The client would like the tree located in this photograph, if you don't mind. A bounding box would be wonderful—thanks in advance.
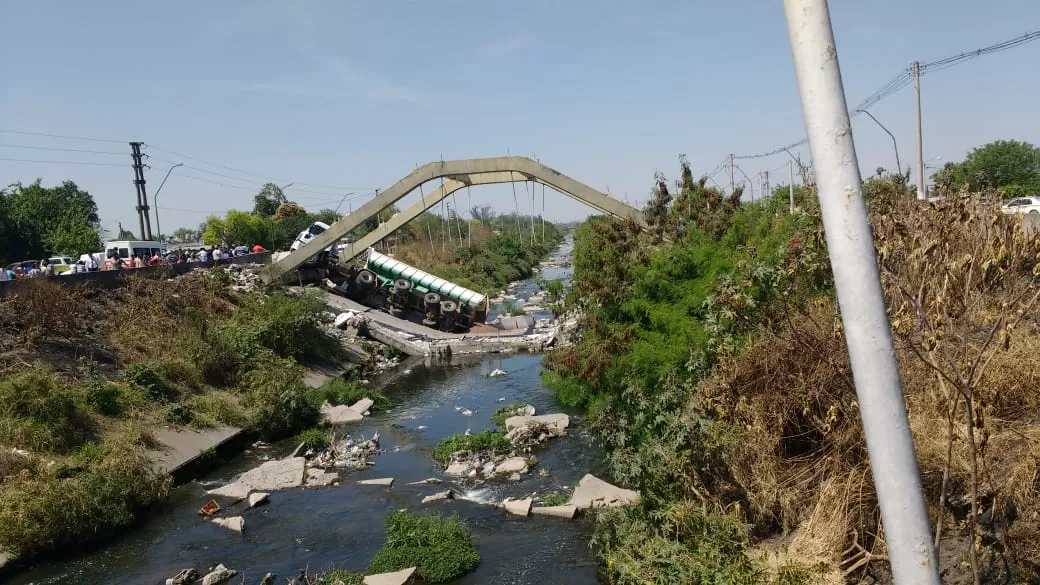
[201,215,227,246]
[173,227,198,242]
[116,223,136,240]
[1,180,102,260]
[223,210,265,246]
[253,183,288,217]
[935,140,1040,197]
[470,205,495,226]
[311,208,342,225]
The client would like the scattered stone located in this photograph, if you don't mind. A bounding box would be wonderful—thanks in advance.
[496,457,529,475]
[405,478,442,486]
[444,462,471,477]
[531,505,577,519]
[247,492,270,508]
[334,310,362,329]
[517,404,536,417]
[488,368,508,377]
[501,497,533,517]
[522,304,545,313]
[310,433,380,471]
[208,482,252,501]
[210,516,244,534]
[357,477,394,486]
[422,490,453,504]
[504,413,569,432]
[350,398,375,413]
[364,566,418,585]
[306,468,340,486]
[165,568,199,585]
[508,473,522,482]
[259,573,276,585]
[506,421,567,449]
[320,402,364,424]
[291,442,308,458]
[202,563,236,585]
[568,474,641,510]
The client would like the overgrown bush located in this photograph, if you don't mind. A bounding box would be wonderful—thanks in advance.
[0,435,170,557]
[0,366,94,453]
[297,427,332,451]
[241,358,319,440]
[76,377,130,417]
[184,391,247,428]
[431,431,512,465]
[307,377,389,411]
[124,362,175,403]
[234,291,341,363]
[490,403,526,427]
[312,569,364,585]
[367,511,480,583]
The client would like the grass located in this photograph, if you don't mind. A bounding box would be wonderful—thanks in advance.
[540,491,568,507]
[307,377,390,411]
[502,302,526,317]
[311,569,364,585]
[297,427,332,451]
[431,430,512,465]
[367,511,480,583]
[241,357,319,441]
[0,366,95,454]
[0,431,171,557]
[490,403,526,427]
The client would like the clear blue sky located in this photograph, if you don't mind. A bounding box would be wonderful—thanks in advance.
[2,0,1038,238]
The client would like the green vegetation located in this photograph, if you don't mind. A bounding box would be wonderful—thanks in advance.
[367,511,480,584]
[0,272,352,563]
[311,569,364,585]
[540,491,568,507]
[0,179,103,264]
[933,139,1040,197]
[490,403,526,427]
[431,431,511,465]
[502,302,526,317]
[307,377,390,411]
[297,427,332,451]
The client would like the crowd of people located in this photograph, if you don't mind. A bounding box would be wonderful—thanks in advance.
[0,244,267,281]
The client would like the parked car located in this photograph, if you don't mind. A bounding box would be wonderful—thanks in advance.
[47,256,75,273]
[1001,197,1040,214]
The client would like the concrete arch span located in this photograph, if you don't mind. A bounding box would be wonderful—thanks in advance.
[264,156,645,283]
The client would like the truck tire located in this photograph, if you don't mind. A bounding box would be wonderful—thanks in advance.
[356,269,376,288]
[440,300,458,314]
[424,292,441,308]
[394,278,412,291]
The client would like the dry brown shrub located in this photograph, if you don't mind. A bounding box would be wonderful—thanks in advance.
[0,278,91,346]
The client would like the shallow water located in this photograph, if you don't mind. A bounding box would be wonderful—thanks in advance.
[10,239,600,585]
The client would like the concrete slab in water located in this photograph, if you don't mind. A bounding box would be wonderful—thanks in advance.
[149,425,243,474]
[364,567,417,585]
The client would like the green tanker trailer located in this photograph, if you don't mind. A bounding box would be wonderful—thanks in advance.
[349,248,489,331]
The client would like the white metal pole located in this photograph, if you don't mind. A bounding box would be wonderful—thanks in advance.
[783,2,940,585]
[789,160,795,213]
[913,61,925,200]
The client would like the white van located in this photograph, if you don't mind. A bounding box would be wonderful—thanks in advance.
[104,241,166,265]
[290,221,331,252]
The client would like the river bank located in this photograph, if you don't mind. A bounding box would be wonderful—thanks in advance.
[6,237,609,585]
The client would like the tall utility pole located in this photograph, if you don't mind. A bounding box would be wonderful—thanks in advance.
[129,142,153,240]
[784,2,940,584]
[729,153,735,193]
[913,61,925,200]
[856,109,902,177]
[789,160,795,213]
[763,170,770,200]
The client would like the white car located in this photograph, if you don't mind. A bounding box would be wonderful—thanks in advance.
[289,221,331,251]
[1001,197,1040,214]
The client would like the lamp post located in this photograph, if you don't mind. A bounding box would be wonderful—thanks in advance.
[855,109,902,176]
[153,163,183,243]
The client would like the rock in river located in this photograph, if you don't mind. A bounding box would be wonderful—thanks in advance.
[531,505,577,519]
[363,566,417,585]
[422,489,453,504]
[357,477,395,486]
[208,457,306,501]
[210,516,244,534]
[501,497,533,517]
[568,474,641,510]
[247,492,270,508]
[503,413,569,432]
[202,564,236,585]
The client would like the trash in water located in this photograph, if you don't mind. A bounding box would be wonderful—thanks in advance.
[489,368,508,377]
[197,500,221,517]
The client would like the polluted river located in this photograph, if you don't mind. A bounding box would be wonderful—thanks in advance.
[11,239,610,585]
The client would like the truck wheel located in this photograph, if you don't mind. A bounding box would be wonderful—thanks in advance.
[440,300,458,314]
[356,270,376,288]
[1030,209,1038,214]
[424,292,441,306]
[394,278,412,291]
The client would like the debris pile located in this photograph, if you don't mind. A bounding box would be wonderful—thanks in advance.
[310,432,380,471]
[444,452,534,480]
[505,421,567,450]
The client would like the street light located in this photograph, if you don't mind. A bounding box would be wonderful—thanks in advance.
[153,163,183,243]
[855,109,902,176]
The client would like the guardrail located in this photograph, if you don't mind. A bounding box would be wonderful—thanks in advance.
[0,252,271,298]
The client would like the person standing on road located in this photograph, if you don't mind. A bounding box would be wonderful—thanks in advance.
[40,259,54,276]
[198,248,210,263]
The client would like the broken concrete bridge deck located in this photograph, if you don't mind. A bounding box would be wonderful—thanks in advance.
[147,425,247,481]
[320,292,556,357]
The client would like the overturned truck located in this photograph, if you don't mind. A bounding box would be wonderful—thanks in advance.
[338,249,490,332]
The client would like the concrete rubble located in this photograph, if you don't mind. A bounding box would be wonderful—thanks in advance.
[422,489,453,504]
[504,413,569,432]
[501,497,533,517]
[208,457,306,500]
[363,566,417,585]
[568,474,641,510]
[405,477,442,486]
[444,452,534,479]
[166,568,199,585]
[247,492,270,507]
[306,468,340,487]
[201,563,236,585]
[310,433,380,471]
[506,420,568,449]
[531,505,577,519]
[210,516,244,534]
[357,477,394,486]
[319,397,376,425]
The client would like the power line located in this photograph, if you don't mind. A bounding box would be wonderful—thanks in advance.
[0,157,126,167]
[0,129,127,144]
[147,156,360,199]
[0,143,126,156]
[144,144,377,192]
[733,27,1040,161]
